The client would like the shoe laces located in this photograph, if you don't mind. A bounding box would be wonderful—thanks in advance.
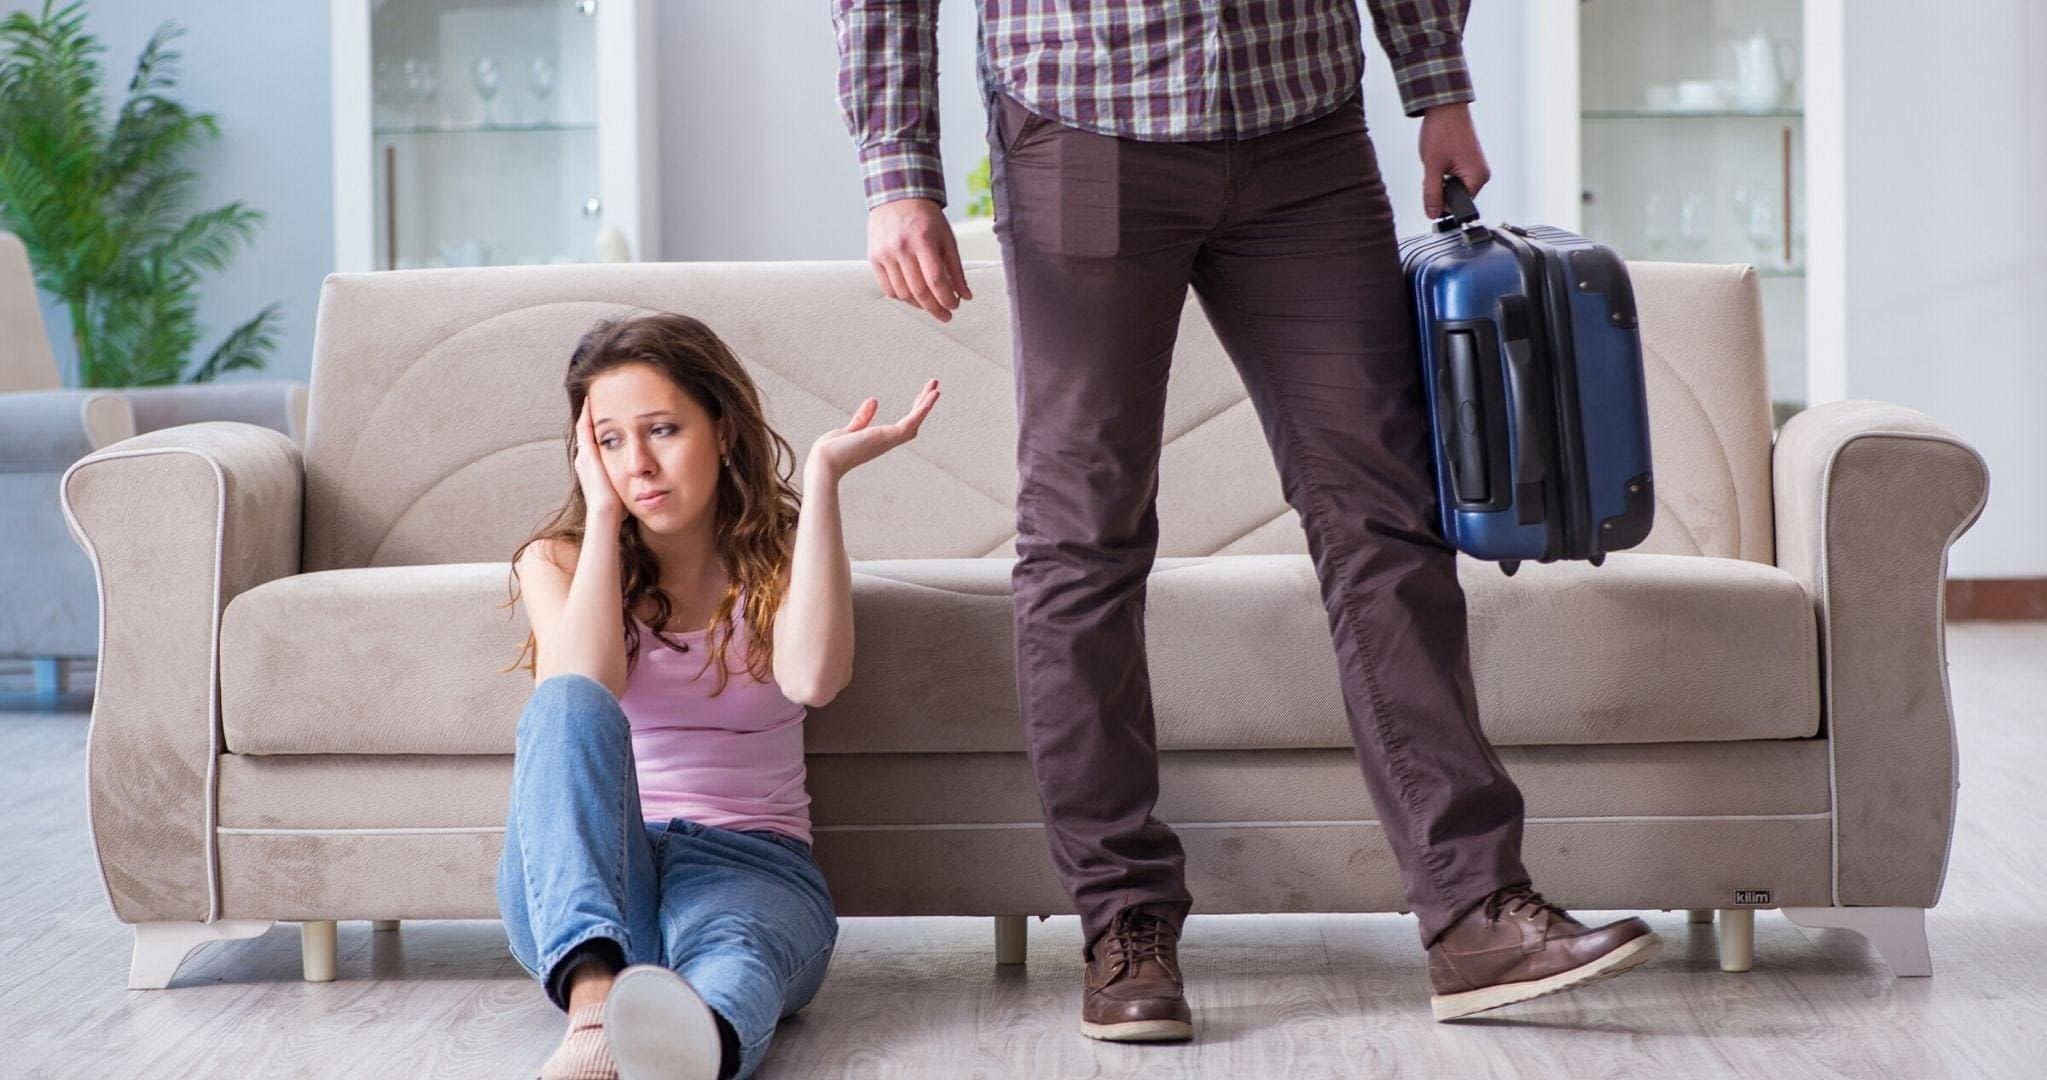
[1483,884,1569,925]
[1102,909,1173,968]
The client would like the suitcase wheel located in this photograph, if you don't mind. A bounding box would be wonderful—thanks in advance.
[1588,551,1606,568]
[1499,559,1521,577]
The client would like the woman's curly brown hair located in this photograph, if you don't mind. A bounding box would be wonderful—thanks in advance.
[504,313,801,695]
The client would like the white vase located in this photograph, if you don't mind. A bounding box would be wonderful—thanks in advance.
[1731,31,1784,110]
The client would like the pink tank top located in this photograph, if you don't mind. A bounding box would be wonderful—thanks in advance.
[615,608,812,845]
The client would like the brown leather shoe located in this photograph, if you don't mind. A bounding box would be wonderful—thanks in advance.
[1080,908,1194,1042]
[1425,884,1661,1021]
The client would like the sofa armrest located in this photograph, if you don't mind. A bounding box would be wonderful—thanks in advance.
[119,380,309,445]
[1772,400,1989,908]
[0,390,136,467]
[60,422,304,923]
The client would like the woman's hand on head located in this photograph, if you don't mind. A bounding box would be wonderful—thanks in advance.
[808,378,940,481]
[574,399,628,523]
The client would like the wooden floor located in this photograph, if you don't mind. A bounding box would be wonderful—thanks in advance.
[5,623,2043,1079]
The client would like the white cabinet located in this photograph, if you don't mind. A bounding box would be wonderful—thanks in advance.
[1529,0,1847,419]
[329,0,658,272]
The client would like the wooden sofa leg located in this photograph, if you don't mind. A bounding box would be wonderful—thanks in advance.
[1717,908,1754,972]
[1781,906,1932,977]
[1687,909,1715,924]
[371,920,400,932]
[302,920,338,982]
[129,920,273,990]
[994,915,1027,966]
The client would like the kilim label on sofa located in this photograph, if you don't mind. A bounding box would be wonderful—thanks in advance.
[1735,890,1773,906]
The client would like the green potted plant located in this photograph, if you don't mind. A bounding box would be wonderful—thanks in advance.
[0,0,280,387]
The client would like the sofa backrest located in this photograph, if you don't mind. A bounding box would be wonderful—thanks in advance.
[300,259,1773,572]
[1624,262,1776,563]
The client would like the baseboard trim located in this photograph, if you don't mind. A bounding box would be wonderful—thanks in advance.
[1946,578,2047,620]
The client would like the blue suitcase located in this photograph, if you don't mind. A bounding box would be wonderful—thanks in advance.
[1397,178,1655,575]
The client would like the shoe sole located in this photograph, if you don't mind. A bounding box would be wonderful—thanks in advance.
[1430,931,1662,1022]
[1079,1018,1195,1042]
[604,965,723,1080]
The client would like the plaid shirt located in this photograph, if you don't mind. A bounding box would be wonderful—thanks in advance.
[833,1,1474,210]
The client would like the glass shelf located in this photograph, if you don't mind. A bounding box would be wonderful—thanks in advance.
[1617,254,1804,278]
[375,120,596,137]
[1584,108,1803,120]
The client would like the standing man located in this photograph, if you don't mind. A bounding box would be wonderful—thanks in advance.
[833,1,1661,1034]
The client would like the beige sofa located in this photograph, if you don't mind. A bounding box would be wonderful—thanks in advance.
[60,260,1988,991]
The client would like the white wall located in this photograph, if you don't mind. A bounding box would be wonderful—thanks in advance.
[1837,2,2046,578]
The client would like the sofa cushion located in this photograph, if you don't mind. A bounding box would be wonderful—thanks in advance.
[218,552,1818,756]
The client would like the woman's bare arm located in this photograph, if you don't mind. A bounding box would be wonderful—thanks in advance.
[772,379,939,706]
[519,400,634,698]
[518,527,629,698]
[771,463,854,707]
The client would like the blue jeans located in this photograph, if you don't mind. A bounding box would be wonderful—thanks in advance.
[497,674,839,1080]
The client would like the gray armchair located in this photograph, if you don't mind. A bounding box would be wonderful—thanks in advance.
[1,231,306,699]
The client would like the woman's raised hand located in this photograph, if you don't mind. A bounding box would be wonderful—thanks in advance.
[808,378,941,480]
[573,398,628,522]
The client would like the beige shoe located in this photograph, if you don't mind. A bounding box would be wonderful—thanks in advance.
[538,1003,617,1080]
[604,965,724,1080]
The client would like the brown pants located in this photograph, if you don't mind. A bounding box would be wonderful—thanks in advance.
[986,89,1531,953]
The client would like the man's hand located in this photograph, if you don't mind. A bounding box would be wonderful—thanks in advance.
[867,197,974,323]
[1417,102,1491,220]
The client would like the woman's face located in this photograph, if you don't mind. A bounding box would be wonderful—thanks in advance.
[584,362,724,535]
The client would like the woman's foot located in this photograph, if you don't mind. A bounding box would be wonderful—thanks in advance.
[603,965,726,1080]
[538,1002,617,1079]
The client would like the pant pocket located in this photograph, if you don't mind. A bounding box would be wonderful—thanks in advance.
[993,91,1050,156]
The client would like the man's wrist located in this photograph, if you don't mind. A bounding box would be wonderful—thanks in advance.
[869,195,944,217]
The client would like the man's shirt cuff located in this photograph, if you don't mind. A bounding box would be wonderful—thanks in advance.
[1392,44,1476,116]
[859,140,947,210]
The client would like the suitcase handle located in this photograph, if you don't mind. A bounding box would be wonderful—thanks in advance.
[1432,175,1489,244]
[1496,296,1556,528]
[1442,330,1492,502]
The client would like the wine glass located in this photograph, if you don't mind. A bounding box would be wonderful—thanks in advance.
[1744,198,1781,269]
[1732,182,1787,270]
[1677,191,1709,254]
[1641,193,1670,254]
[472,57,502,128]
[528,57,557,124]
[403,59,440,128]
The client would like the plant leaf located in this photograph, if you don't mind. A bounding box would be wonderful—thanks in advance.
[186,301,280,383]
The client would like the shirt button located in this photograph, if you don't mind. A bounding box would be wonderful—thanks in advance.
[1222,5,1238,21]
